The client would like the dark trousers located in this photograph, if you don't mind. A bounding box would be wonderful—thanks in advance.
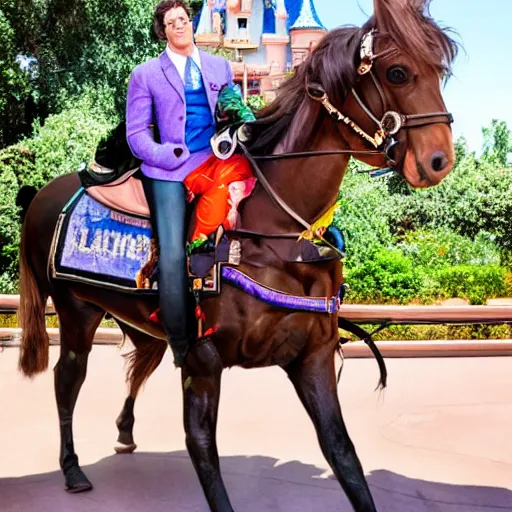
[143,178,192,366]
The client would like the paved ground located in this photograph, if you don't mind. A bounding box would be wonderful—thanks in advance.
[1,345,511,511]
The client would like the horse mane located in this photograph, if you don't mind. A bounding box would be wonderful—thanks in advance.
[250,26,363,154]
[370,0,458,76]
[250,0,458,155]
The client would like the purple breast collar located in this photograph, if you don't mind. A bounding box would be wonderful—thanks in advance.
[221,267,340,314]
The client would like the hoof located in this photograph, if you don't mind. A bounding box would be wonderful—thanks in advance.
[114,442,137,454]
[64,466,93,493]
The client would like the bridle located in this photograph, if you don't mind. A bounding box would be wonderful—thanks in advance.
[223,29,454,242]
[304,29,453,165]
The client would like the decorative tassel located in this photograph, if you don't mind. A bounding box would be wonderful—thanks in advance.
[149,308,161,324]
[203,326,219,338]
[195,304,206,338]
[195,305,206,321]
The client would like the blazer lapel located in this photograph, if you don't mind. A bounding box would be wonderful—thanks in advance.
[159,52,185,103]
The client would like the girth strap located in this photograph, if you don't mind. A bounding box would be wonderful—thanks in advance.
[222,266,340,314]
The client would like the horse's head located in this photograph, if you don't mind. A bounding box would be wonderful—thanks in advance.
[301,0,458,188]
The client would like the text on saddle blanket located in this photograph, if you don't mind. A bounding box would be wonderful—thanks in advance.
[53,192,153,289]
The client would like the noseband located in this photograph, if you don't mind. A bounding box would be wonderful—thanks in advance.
[307,29,453,163]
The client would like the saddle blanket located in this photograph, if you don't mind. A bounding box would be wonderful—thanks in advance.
[50,189,156,293]
[50,188,343,297]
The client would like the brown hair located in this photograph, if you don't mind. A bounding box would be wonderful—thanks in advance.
[153,0,191,40]
[372,0,458,76]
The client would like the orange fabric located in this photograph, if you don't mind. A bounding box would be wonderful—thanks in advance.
[184,154,253,241]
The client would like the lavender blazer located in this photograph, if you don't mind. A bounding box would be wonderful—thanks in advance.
[126,50,233,181]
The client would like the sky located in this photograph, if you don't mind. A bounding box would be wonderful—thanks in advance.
[313,0,511,152]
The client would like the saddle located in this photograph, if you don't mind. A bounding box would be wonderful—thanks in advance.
[79,121,150,217]
[77,120,249,295]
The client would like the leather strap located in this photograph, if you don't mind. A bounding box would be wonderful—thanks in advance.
[226,228,302,239]
[402,112,454,128]
[238,142,313,231]
[252,148,382,161]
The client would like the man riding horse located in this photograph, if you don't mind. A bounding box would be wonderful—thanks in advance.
[126,0,253,367]
[18,0,458,509]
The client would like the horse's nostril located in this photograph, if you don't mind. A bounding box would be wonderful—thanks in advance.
[431,151,448,172]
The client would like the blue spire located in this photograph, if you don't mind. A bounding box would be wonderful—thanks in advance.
[289,0,325,31]
[284,0,301,29]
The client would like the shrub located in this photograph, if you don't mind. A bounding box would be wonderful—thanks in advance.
[434,265,506,305]
[397,228,501,269]
[345,248,423,304]
[386,156,512,252]
[25,92,115,185]
[335,168,394,268]
[0,145,36,292]
[0,93,114,291]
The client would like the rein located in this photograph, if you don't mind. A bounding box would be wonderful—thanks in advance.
[229,29,454,245]
[251,148,382,161]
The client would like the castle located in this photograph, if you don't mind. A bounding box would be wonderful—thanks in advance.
[194,0,327,101]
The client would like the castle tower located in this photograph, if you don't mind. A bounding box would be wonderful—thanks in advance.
[260,0,291,101]
[193,0,327,101]
[288,0,327,67]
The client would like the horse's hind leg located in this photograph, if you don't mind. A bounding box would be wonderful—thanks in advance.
[52,291,104,493]
[115,396,137,454]
[114,322,167,454]
[286,349,377,512]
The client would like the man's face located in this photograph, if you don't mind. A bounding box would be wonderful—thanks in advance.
[164,7,194,52]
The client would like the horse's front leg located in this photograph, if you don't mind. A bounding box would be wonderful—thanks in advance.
[286,346,377,512]
[182,341,233,512]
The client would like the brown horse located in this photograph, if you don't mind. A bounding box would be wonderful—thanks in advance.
[17,0,457,510]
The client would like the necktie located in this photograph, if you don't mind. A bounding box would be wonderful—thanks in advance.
[184,56,202,91]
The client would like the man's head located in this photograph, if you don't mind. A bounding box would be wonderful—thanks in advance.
[153,0,194,55]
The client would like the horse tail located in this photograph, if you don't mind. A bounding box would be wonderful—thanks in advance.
[124,340,167,396]
[18,199,50,378]
[117,321,167,396]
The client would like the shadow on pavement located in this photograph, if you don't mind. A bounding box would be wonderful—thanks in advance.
[1,451,510,511]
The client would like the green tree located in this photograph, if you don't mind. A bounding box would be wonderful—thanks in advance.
[0,7,33,147]
[453,135,470,167]
[0,94,113,292]
[1,0,163,147]
[482,119,511,167]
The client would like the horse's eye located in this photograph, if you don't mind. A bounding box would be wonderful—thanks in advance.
[386,66,408,84]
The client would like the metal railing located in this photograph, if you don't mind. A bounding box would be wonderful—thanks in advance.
[2,295,512,356]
